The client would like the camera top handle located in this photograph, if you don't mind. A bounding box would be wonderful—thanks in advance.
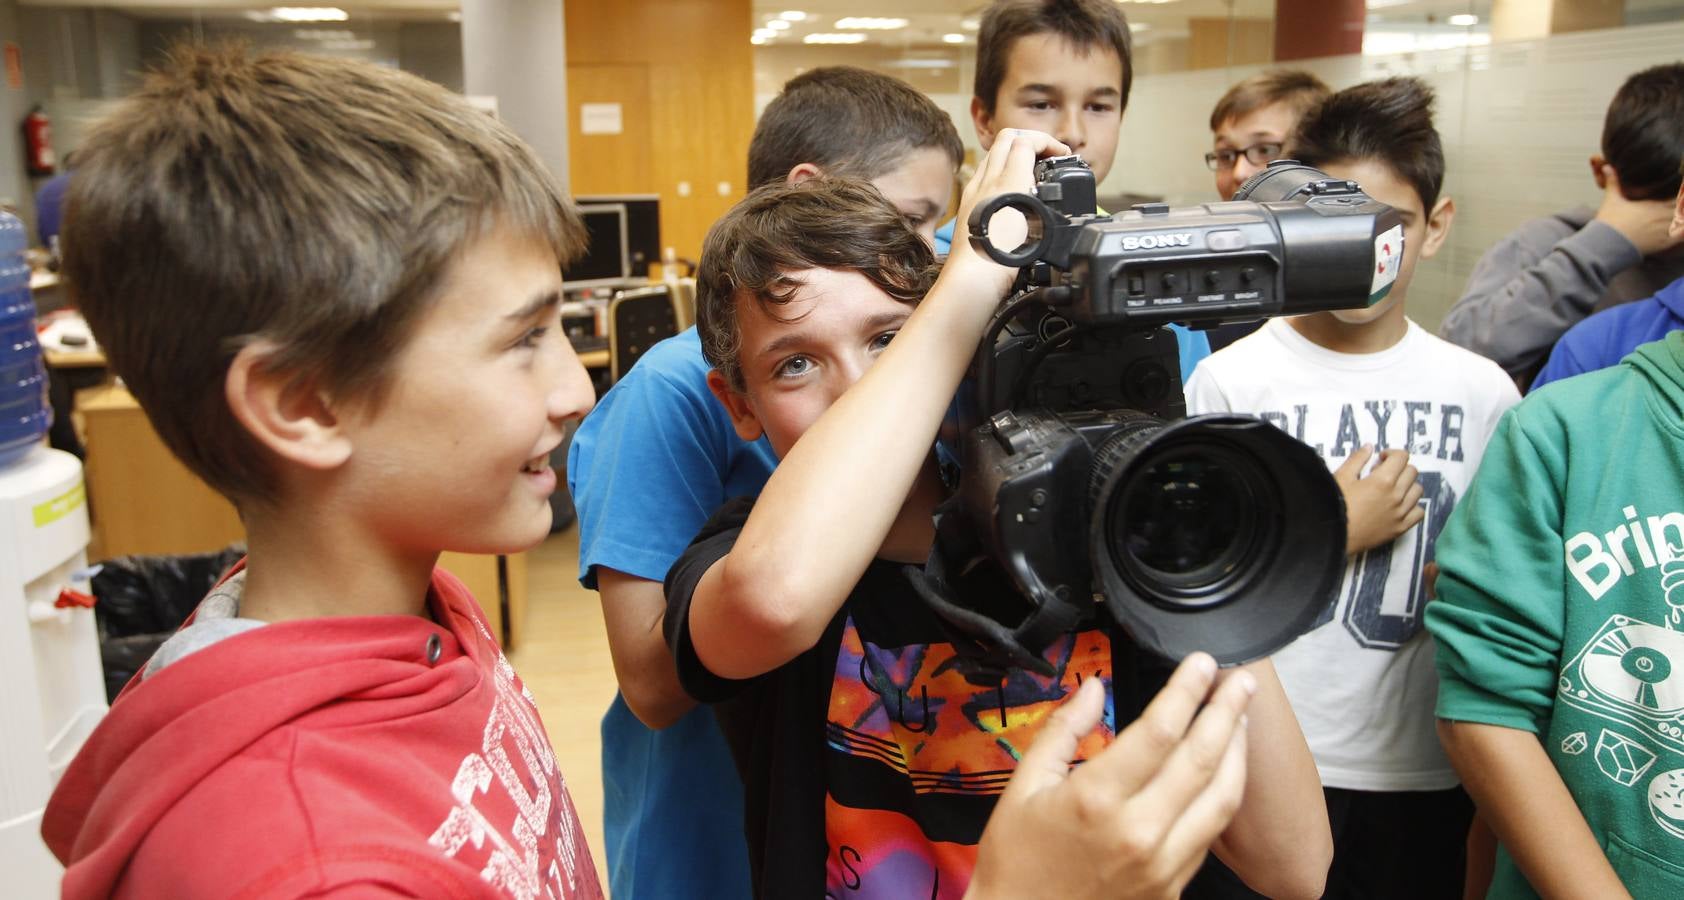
[965,191,1086,269]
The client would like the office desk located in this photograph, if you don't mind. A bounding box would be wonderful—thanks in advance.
[74,384,528,647]
[43,346,106,369]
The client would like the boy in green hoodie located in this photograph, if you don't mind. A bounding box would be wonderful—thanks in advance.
[1428,201,1684,899]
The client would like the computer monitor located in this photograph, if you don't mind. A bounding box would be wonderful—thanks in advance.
[564,204,631,289]
[574,194,660,276]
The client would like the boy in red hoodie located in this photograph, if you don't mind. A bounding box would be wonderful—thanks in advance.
[43,46,1263,900]
[41,46,605,898]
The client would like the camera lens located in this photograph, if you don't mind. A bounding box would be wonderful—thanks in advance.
[1087,415,1345,665]
[1112,453,1257,599]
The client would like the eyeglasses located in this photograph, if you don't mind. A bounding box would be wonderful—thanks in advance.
[1204,142,1285,171]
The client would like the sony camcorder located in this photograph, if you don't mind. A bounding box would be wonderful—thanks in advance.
[912,157,1406,683]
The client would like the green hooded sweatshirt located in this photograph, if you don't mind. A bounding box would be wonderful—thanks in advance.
[1428,332,1684,897]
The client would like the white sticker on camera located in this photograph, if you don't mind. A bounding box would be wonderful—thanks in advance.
[1370,224,1405,297]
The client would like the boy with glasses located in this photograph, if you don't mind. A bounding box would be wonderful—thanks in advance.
[1202,69,1330,350]
[1206,70,1330,201]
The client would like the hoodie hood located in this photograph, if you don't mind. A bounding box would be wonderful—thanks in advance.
[1653,274,1684,322]
[1624,331,1684,429]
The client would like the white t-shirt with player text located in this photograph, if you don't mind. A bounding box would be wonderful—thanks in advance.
[1186,317,1520,790]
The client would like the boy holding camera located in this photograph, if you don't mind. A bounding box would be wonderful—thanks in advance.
[1185,78,1520,897]
[665,131,1331,899]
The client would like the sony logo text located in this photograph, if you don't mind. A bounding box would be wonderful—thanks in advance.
[1120,233,1194,251]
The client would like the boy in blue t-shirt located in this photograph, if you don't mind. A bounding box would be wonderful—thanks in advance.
[566,66,964,899]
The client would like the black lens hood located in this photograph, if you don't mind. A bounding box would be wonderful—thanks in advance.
[1089,415,1345,666]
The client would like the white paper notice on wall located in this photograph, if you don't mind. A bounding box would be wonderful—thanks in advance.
[580,103,623,135]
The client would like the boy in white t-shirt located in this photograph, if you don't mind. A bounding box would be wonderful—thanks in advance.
[1185,77,1520,898]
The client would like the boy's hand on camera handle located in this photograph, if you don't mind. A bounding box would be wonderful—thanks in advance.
[949,128,1071,295]
[1335,445,1425,556]
[966,653,1255,900]
[1594,164,1684,257]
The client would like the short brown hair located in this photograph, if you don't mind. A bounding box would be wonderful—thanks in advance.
[747,67,964,189]
[1602,63,1684,202]
[64,45,585,504]
[696,179,939,390]
[1209,69,1331,133]
[1293,77,1445,212]
[974,0,1134,116]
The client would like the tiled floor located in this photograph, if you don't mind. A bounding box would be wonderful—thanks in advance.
[507,525,616,889]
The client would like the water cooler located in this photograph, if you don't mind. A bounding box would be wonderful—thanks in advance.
[1,211,105,893]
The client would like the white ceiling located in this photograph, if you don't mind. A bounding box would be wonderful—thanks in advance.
[16,0,459,22]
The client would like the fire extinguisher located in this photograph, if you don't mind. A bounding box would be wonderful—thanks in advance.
[23,105,56,177]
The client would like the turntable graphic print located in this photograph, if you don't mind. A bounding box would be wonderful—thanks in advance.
[1559,615,1684,757]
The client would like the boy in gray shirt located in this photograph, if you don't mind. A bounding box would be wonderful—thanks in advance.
[1440,62,1684,387]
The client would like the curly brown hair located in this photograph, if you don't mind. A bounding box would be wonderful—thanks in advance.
[696,179,940,391]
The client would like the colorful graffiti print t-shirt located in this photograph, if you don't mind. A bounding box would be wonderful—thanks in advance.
[665,497,1160,900]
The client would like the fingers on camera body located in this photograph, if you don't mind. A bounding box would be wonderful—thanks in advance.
[1077,654,1254,894]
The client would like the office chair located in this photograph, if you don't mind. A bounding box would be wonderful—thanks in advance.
[608,285,681,383]
[671,276,697,331]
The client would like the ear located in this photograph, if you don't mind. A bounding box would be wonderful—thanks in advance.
[970,96,997,151]
[785,162,825,185]
[1418,195,1457,260]
[1672,181,1684,240]
[705,369,765,443]
[224,342,353,472]
[1590,154,1609,190]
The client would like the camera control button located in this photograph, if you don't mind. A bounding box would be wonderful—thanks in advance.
[1207,229,1246,251]
[1133,201,1171,216]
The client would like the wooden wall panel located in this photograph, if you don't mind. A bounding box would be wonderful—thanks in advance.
[567,63,654,195]
[1188,17,1275,71]
[566,0,754,261]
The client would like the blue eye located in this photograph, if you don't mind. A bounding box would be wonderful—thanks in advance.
[777,355,813,378]
[871,331,897,351]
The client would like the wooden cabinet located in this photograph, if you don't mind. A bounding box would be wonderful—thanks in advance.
[77,383,245,559]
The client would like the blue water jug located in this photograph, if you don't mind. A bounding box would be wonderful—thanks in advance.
[0,210,50,467]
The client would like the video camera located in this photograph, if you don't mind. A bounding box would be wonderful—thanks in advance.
[912,157,1406,683]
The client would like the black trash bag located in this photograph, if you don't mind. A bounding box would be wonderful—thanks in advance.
[91,546,246,701]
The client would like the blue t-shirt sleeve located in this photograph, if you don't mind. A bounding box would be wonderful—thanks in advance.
[1170,324,1211,385]
[933,219,954,257]
[567,336,772,588]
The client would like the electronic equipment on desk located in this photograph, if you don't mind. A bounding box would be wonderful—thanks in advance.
[561,296,607,350]
[574,194,659,277]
